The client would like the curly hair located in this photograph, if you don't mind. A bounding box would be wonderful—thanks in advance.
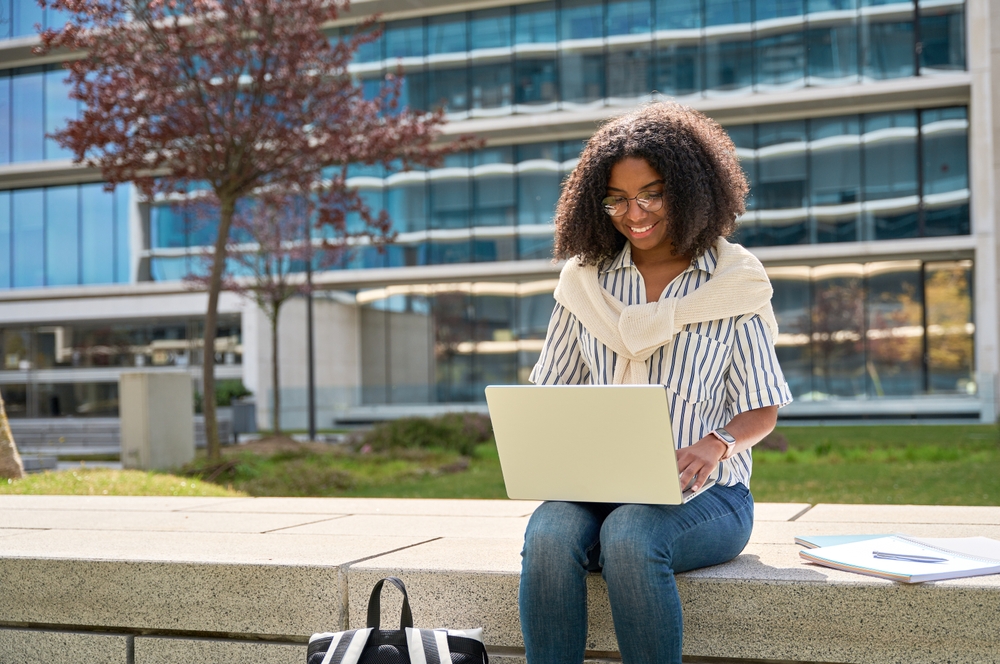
[553,103,748,265]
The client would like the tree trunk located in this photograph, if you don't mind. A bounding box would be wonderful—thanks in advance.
[203,195,237,461]
[270,308,281,435]
[0,389,26,480]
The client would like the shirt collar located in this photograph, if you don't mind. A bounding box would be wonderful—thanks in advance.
[598,243,719,276]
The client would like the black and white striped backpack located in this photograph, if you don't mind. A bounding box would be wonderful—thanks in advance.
[307,577,489,664]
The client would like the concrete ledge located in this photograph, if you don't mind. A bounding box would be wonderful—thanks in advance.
[1,496,998,664]
[0,628,129,664]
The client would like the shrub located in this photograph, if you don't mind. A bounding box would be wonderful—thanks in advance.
[353,413,494,457]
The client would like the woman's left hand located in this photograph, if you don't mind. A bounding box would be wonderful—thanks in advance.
[676,436,728,493]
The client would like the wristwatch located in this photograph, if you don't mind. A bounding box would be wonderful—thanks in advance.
[710,427,737,460]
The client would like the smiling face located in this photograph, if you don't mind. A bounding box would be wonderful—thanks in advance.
[605,157,676,259]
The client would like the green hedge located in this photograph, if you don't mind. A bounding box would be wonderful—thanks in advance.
[352,413,494,457]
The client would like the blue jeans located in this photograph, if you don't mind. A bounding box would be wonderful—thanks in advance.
[518,484,754,664]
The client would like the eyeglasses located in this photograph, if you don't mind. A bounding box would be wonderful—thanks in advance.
[601,191,664,217]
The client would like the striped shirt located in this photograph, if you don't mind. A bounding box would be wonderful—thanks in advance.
[529,243,793,488]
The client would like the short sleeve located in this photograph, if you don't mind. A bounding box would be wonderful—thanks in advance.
[725,314,793,415]
[529,302,592,385]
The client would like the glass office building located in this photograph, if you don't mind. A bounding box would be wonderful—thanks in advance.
[0,0,996,425]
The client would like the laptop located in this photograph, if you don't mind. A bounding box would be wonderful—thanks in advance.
[484,384,717,505]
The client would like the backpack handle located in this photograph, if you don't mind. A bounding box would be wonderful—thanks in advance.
[366,576,414,630]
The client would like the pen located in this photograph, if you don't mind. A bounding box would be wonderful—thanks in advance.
[872,551,948,563]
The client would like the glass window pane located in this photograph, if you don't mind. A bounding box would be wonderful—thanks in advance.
[754,30,806,91]
[515,2,557,45]
[769,267,812,398]
[427,66,468,113]
[398,70,428,111]
[559,50,605,104]
[470,63,512,111]
[705,38,753,93]
[654,41,701,96]
[755,0,805,20]
[471,7,512,49]
[921,107,968,196]
[150,204,188,249]
[807,0,858,10]
[862,19,915,80]
[430,172,471,230]
[474,147,516,227]
[45,185,79,286]
[862,110,918,239]
[806,23,859,84]
[811,265,865,397]
[866,261,923,396]
[427,14,466,55]
[656,0,701,30]
[387,175,428,233]
[810,116,861,243]
[925,260,974,394]
[919,7,965,74]
[0,73,10,164]
[44,67,76,160]
[81,183,115,285]
[514,58,558,106]
[385,19,425,59]
[12,68,44,163]
[518,234,554,260]
[0,0,10,39]
[12,188,44,288]
[115,185,131,283]
[560,0,604,40]
[352,26,383,63]
[517,152,560,226]
[705,0,752,26]
[13,0,44,38]
[607,48,651,100]
[0,191,10,289]
[757,121,808,244]
[607,0,652,36]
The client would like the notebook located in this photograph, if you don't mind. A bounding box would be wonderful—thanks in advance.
[794,534,888,549]
[799,535,1000,583]
[484,384,716,505]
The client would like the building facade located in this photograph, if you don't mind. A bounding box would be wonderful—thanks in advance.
[0,0,997,428]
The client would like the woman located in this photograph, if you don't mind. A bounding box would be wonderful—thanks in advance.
[520,103,792,664]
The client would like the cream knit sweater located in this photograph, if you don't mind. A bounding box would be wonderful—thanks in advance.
[553,238,778,385]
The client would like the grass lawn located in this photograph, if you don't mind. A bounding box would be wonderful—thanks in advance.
[3,424,998,505]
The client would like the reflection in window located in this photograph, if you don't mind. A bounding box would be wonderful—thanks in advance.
[471,7,512,49]
[655,0,701,30]
[866,261,923,396]
[756,120,808,244]
[862,19,915,80]
[654,42,700,97]
[428,14,467,55]
[358,284,556,404]
[925,261,974,394]
[607,48,652,101]
[921,107,969,236]
[428,66,469,113]
[11,68,44,163]
[810,116,860,243]
[470,63,513,111]
[705,38,753,94]
[12,189,44,288]
[919,6,965,74]
[607,0,651,36]
[806,23,859,85]
[560,0,603,41]
[0,191,9,289]
[385,19,425,59]
[755,31,806,91]
[810,265,865,398]
[45,186,79,287]
[559,51,605,105]
[770,268,812,398]
[515,59,558,106]
[515,2,557,44]
[705,0,752,26]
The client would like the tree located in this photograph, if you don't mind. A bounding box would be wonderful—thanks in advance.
[0,390,26,480]
[188,182,359,435]
[39,0,469,460]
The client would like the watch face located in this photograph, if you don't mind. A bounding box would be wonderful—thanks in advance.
[716,428,736,444]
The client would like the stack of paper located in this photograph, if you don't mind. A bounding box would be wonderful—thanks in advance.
[796,535,1000,583]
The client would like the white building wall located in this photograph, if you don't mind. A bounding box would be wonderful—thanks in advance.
[968,0,1000,421]
[249,295,362,432]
